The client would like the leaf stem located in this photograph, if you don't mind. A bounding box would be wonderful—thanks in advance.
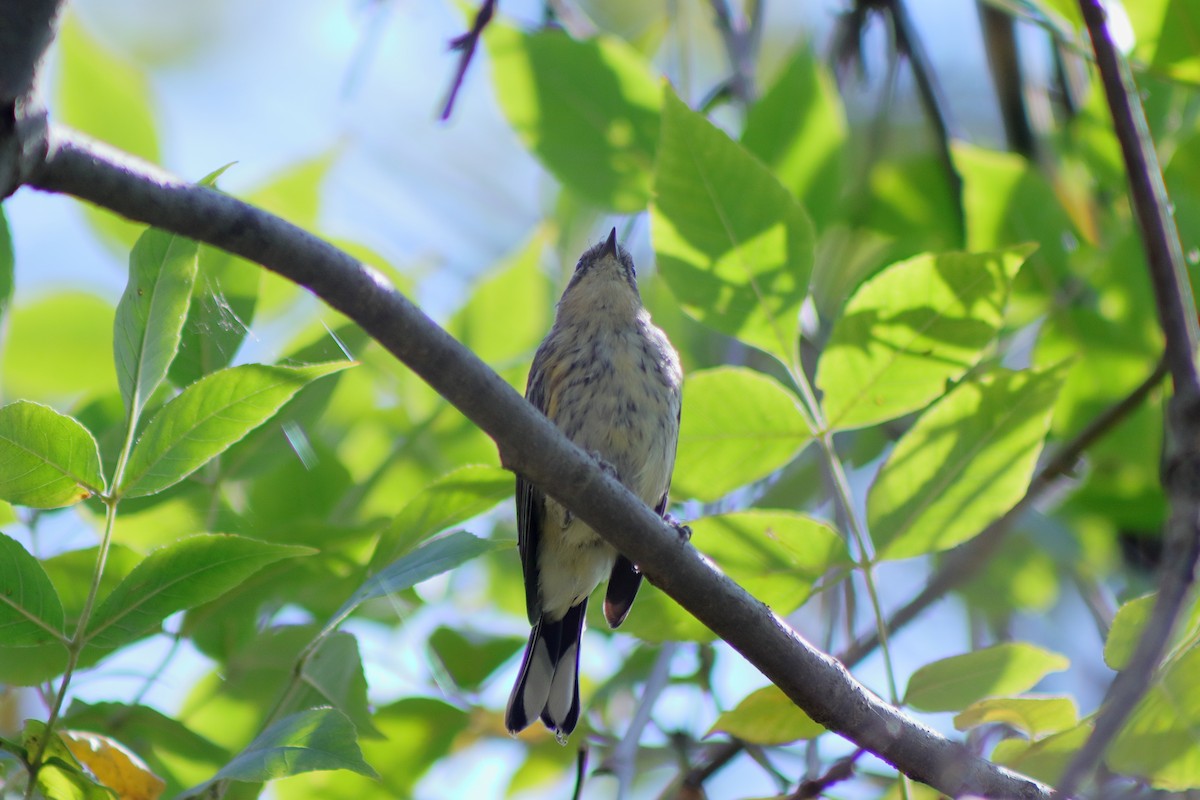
[24,493,119,797]
[789,362,901,703]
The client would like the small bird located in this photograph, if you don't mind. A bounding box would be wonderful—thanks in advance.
[505,228,683,740]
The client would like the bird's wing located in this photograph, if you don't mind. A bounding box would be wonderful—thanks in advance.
[517,348,552,625]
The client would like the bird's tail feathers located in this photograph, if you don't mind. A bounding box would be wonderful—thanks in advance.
[505,600,586,738]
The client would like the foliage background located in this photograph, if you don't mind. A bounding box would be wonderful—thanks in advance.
[2,0,1200,798]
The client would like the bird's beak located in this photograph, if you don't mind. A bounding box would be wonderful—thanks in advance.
[604,227,618,258]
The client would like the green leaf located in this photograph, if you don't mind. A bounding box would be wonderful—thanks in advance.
[22,720,116,800]
[367,465,513,573]
[864,153,962,255]
[742,45,847,231]
[955,144,1077,321]
[43,544,153,625]
[300,633,382,739]
[621,511,847,642]
[991,722,1091,786]
[0,533,66,645]
[285,699,468,799]
[0,642,68,685]
[1109,644,1200,790]
[708,685,823,745]
[1,293,117,400]
[953,695,1079,738]
[83,534,313,651]
[65,700,230,797]
[817,247,1031,431]
[119,362,352,498]
[487,25,660,212]
[868,365,1063,560]
[114,228,200,418]
[55,14,159,250]
[0,401,105,507]
[197,708,376,789]
[672,367,811,501]
[904,643,1069,713]
[1127,0,1200,83]
[1105,592,1200,670]
[168,245,260,386]
[652,87,815,366]
[428,627,524,691]
[0,209,12,327]
[447,231,553,374]
[332,531,504,639]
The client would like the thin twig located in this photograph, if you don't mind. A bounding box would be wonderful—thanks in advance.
[603,642,678,800]
[1058,0,1200,793]
[792,748,864,799]
[439,0,497,121]
[707,0,761,106]
[886,0,964,239]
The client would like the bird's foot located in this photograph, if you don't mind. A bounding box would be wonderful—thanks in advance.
[664,512,692,542]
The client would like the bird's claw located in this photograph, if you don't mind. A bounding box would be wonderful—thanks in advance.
[664,512,692,542]
[588,450,620,480]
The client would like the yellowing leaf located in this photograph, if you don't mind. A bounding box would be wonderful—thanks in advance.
[62,731,165,800]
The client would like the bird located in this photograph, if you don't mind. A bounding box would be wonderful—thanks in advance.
[505,228,683,741]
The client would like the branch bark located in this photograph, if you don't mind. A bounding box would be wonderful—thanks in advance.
[1058,0,1200,794]
[13,127,1052,800]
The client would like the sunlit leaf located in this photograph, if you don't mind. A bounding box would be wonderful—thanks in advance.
[114,228,199,418]
[64,701,230,798]
[708,685,823,744]
[742,45,847,230]
[1110,644,1200,789]
[818,246,1031,430]
[869,365,1063,560]
[0,401,105,507]
[1127,0,1200,83]
[904,643,1069,712]
[1105,592,1200,671]
[22,720,116,800]
[953,695,1078,738]
[61,730,165,800]
[621,511,847,642]
[487,24,660,211]
[992,722,1092,785]
[119,362,352,498]
[653,87,815,366]
[672,367,811,501]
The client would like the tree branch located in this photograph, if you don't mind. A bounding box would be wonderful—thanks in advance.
[16,127,1051,800]
[1058,0,1200,793]
[439,0,497,121]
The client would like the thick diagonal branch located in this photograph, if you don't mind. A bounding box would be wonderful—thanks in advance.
[21,128,1050,800]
